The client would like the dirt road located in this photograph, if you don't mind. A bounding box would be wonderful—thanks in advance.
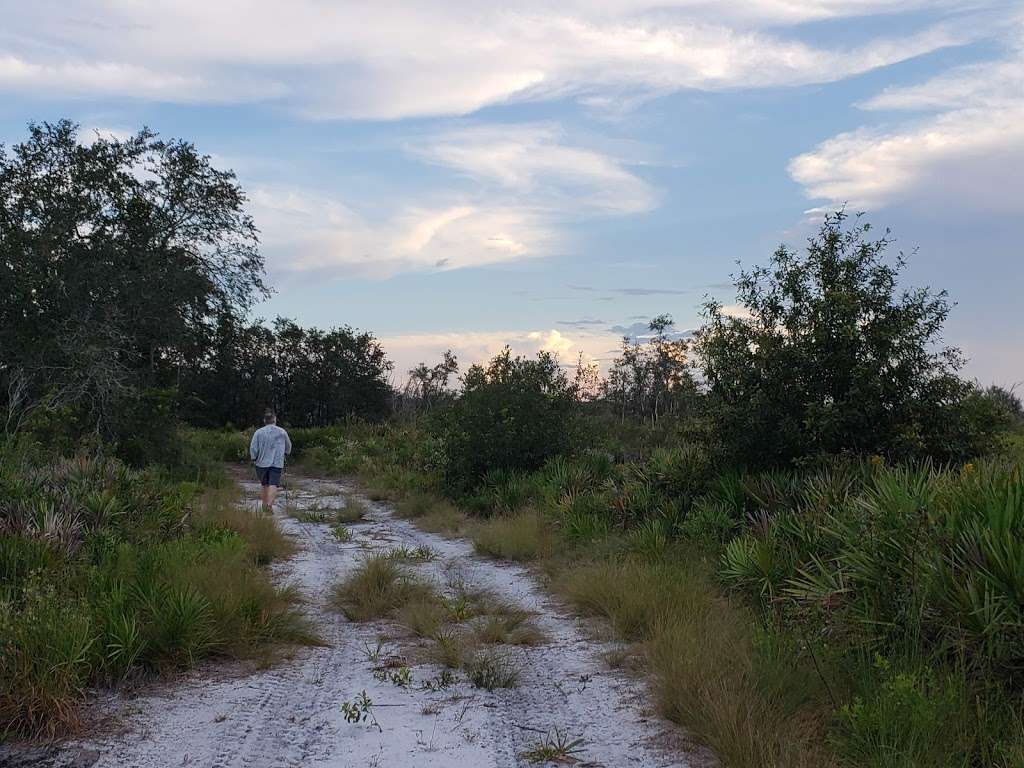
[3,473,700,768]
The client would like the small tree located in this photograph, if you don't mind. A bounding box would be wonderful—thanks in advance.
[604,315,695,424]
[571,352,601,402]
[439,348,574,491]
[693,211,993,465]
[403,350,459,413]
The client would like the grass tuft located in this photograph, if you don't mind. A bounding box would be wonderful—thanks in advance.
[329,555,439,622]
[464,649,520,690]
[336,496,368,523]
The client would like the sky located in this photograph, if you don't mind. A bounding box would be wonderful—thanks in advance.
[1,1,1021,387]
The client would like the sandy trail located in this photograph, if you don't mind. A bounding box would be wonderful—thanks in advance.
[3,472,700,768]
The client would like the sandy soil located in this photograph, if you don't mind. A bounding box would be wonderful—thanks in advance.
[1,472,707,768]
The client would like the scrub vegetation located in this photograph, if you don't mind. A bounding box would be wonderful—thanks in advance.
[3,120,1022,766]
[0,442,316,738]
[286,214,1023,766]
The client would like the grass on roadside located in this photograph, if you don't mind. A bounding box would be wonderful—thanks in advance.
[195,488,296,565]
[0,456,317,739]
[471,507,552,562]
[558,555,835,768]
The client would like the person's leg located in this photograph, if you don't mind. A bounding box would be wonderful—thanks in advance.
[260,484,272,514]
[264,467,282,513]
[256,467,272,514]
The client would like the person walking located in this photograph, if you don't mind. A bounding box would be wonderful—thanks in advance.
[250,409,292,514]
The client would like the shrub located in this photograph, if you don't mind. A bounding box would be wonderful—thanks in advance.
[438,348,574,492]
[694,211,1002,466]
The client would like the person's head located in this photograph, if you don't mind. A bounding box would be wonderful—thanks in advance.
[263,409,276,425]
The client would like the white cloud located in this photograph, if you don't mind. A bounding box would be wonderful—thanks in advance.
[249,187,560,277]
[720,304,754,319]
[248,123,658,276]
[0,1,983,118]
[413,124,657,215]
[0,53,281,103]
[381,326,619,384]
[789,25,1024,213]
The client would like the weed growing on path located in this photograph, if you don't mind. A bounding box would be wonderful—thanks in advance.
[419,670,458,692]
[340,690,381,732]
[337,496,368,523]
[473,611,546,647]
[373,666,412,688]
[520,729,587,764]
[329,555,439,621]
[383,545,435,562]
[465,650,520,690]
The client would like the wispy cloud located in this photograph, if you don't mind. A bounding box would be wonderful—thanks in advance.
[1,2,981,119]
[412,124,657,215]
[790,18,1024,214]
[250,122,662,276]
[569,283,728,295]
[609,321,696,340]
[249,187,560,277]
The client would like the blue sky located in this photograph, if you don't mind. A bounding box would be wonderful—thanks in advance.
[2,1,1021,386]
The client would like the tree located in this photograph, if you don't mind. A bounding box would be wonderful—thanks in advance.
[693,211,992,465]
[604,315,695,424]
[0,120,265,448]
[179,316,393,427]
[401,350,459,414]
[439,348,575,490]
[980,384,1023,426]
[571,352,601,402]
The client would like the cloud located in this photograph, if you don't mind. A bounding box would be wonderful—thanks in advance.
[380,326,621,382]
[248,123,660,276]
[557,318,608,327]
[249,187,560,277]
[413,124,656,215]
[0,53,281,103]
[569,282,720,294]
[1,2,982,118]
[789,22,1024,213]
[719,304,753,319]
[609,321,696,340]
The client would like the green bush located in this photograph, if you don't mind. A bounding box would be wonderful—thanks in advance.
[437,348,575,493]
[694,212,1002,466]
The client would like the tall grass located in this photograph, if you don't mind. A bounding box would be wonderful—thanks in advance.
[559,556,834,767]
[0,449,314,739]
[471,507,552,561]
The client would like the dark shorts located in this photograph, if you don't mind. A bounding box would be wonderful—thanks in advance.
[256,466,283,487]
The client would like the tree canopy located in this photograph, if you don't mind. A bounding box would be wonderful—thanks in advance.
[1,120,265,445]
[693,211,997,465]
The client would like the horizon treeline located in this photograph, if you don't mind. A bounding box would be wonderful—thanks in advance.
[1,120,1020,469]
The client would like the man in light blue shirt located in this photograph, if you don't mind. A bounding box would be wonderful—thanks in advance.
[250,409,292,514]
